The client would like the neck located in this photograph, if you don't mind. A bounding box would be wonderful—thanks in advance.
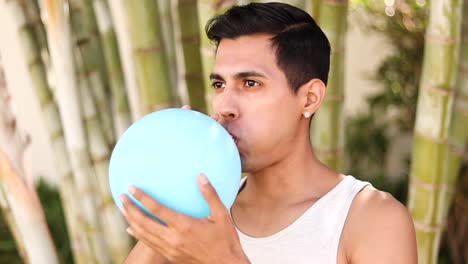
[242,132,342,205]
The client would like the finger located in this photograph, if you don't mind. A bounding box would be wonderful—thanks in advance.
[182,105,191,109]
[120,194,171,241]
[197,174,227,219]
[128,186,185,227]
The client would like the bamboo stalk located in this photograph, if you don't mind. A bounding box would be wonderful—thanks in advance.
[0,60,59,264]
[121,0,174,116]
[21,0,50,69]
[0,152,60,264]
[68,0,115,145]
[42,0,111,262]
[177,0,207,113]
[0,58,27,262]
[2,1,97,262]
[258,0,306,10]
[310,0,347,170]
[78,68,132,262]
[198,0,235,114]
[92,0,132,137]
[0,183,28,262]
[308,0,321,21]
[158,0,179,105]
[406,0,463,262]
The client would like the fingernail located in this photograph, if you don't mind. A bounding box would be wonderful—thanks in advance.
[128,185,136,195]
[199,174,209,185]
[119,205,127,216]
[126,227,134,236]
[119,194,125,203]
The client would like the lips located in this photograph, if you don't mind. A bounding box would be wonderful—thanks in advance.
[228,131,240,145]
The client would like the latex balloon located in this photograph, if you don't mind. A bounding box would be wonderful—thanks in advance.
[108,108,241,221]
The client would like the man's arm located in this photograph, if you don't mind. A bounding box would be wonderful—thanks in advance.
[124,241,169,264]
[342,187,418,264]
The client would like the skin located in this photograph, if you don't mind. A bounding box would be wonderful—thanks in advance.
[121,34,418,264]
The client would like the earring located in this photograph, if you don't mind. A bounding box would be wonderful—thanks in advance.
[303,112,311,118]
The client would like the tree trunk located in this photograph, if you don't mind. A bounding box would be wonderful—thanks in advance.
[92,0,132,137]
[310,0,347,170]
[43,0,111,262]
[121,0,173,116]
[406,0,463,262]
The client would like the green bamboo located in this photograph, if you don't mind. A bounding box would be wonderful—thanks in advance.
[308,0,321,21]
[92,0,132,137]
[21,0,50,69]
[178,0,207,113]
[258,0,306,9]
[69,0,116,145]
[121,0,173,116]
[77,66,132,262]
[43,0,111,262]
[0,58,27,263]
[2,0,94,262]
[0,183,28,262]
[406,0,463,262]
[0,153,60,264]
[310,0,347,170]
[0,60,59,264]
[198,0,235,113]
[158,0,179,104]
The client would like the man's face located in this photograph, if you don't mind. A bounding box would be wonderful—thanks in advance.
[210,34,304,173]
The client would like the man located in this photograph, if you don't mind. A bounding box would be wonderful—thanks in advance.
[120,2,417,263]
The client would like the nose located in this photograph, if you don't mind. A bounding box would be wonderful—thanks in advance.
[212,88,239,122]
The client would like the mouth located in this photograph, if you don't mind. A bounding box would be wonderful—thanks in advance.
[228,132,240,146]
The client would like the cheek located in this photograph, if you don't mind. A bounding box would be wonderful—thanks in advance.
[243,114,292,153]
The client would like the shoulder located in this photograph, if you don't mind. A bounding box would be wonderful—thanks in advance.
[341,184,417,264]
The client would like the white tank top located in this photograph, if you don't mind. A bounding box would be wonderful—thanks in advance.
[234,175,370,264]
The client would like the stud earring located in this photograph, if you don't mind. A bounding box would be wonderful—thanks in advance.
[303,112,311,118]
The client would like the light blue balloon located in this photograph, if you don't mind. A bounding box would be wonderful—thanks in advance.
[108,108,241,221]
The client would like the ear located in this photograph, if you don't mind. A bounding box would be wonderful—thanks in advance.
[298,79,326,117]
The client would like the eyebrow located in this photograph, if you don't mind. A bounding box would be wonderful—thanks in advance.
[209,71,267,81]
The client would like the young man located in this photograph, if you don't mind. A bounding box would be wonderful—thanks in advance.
[120,2,417,263]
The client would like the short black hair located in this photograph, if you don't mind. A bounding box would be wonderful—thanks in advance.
[206,2,331,93]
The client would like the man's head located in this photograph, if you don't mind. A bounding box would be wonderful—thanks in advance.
[205,3,330,173]
[206,2,331,92]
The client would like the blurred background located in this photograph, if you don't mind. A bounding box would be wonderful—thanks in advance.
[0,0,466,263]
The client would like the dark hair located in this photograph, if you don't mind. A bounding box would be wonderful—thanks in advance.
[205,2,331,92]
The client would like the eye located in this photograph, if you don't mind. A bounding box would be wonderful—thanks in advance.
[245,80,259,87]
[211,81,225,89]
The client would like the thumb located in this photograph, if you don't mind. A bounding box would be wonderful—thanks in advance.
[197,174,226,219]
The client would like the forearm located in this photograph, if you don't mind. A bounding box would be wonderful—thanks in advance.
[124,241,169,264]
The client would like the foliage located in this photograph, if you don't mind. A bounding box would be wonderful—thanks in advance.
[346,1,466,263]
[345,0,427,200]
[0,215,21,264]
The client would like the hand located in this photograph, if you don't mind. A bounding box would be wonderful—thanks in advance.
[119,174,250,264]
